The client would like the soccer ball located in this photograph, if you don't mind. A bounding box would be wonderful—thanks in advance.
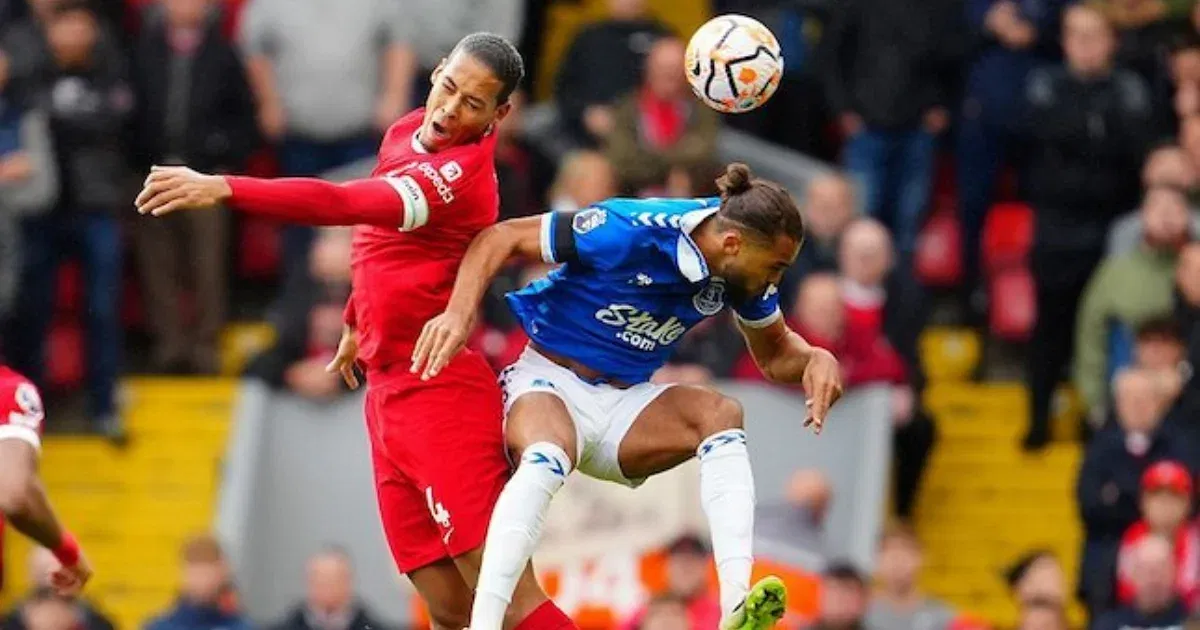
[685,14,783,114]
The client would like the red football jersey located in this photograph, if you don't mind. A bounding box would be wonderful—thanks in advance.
[349,109,500,371]
[0,366,45,452]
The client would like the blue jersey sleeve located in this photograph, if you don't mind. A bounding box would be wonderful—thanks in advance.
[537,206,637,270]
[733,284,783,329]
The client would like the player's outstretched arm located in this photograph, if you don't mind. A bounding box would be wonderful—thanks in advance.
[135,166,409,228]
[411,215,545,380]
[0,440,92,594]
[737,318,844,433]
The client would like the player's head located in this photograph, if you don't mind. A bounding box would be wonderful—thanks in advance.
[422,33,525,152]
[707,162,804,300]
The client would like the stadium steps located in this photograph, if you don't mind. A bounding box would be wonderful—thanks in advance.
[2,378,237,630]
[914,378,1085,628]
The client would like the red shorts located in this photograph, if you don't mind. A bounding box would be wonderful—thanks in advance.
[365,350,510,574]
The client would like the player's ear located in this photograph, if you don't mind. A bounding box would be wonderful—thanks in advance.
[721,230,743,256]
[430,60,445,84]
[493,101,513,125]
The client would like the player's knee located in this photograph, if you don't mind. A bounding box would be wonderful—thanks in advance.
[701,396,744,436]
[427,599,471,630]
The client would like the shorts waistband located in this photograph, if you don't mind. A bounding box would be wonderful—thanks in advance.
[527,344,634,389]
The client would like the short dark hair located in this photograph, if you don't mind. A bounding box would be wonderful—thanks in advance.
[450,32,525,104]
[50,0,93,18]
[879,522,921,549]
[822,560,866,587]
[182,534,224,564]
[1137,317,1183,343]
[715,163,805,246]
[1004,549,1056,590]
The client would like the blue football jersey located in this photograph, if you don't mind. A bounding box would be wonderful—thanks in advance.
[505,197,782,384]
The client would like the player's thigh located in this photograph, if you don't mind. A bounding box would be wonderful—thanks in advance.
[617,384,744,479]
[505,392,579,465]
[407,558,473,630]
[452,548,549,629]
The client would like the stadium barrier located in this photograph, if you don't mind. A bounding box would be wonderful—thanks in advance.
[215,380,891,627]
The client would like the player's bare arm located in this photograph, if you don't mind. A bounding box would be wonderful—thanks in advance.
[737,317,843,433]
[135,166,411,228]
[0,440,93,594]
[411,216,544,380]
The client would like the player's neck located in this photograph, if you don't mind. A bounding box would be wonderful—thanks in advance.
[690,216,724,273]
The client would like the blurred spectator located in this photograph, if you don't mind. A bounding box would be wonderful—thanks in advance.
[131,0,258,374]
[1005,550,1068,608]
[779,173,857,312]
[1074,185,1194,418]
[0,0,124,100]
[620,534,720,630]
[554,0,670,147]
[804,562,868,630]
[1107,145,1200,255]
[957,0,1066,299]
[604,36,718,195]
[0,62,56,325]
[238,0,414,303]
[1133,319,1191,429]
[821,0,963,261]
[405,0,523,103]
[1166,36,1200,131]
[3,0,133,437]
[9,591,82,630]
[1014,602,1067,630]
[1182,115,1200,174]
[269,547,386,630]
[495,91,554,221]
[547,150,618,215]
[1020,4,1155,450]
[244,228,353,400]
[1169,243,1200,429]
[145,535,252,630]
[1092,535,1189,630]
[1076,368,1198,615]
[754,469,831,569]
[1090,0,1194,91]
[864,524,955,630]
[0,548,114,630]
[634,595,691,630]
[1115,460,1200,609]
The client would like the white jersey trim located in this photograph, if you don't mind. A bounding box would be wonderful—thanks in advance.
[383,174,431,231]
[540,212,557,263]
[735,306,783,329]
[0,425,40,452]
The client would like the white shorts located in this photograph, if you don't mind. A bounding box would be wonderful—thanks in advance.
[499,347,673,487]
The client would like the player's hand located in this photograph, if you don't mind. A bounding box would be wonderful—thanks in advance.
[325,325,360,390]
[801,348,843,434]
[135,166,232,216]
[48,552,92,597]
[411,311,474,381]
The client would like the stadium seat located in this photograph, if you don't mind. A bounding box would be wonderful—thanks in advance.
[981,202,1034,276]
[988,268,1036,342]
[919,327,982,383]
[46,321,84,389]
[56,263,82,315]
[914,211,963,288]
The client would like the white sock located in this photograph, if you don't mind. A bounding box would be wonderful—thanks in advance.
[470,442,572,630]
[698,428,756,619]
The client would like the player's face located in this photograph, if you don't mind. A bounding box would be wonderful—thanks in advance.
[421,53,511,152]
[717,232,800,301]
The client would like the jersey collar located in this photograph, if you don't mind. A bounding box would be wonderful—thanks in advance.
[411,129,430,154]
[675,206,719,283]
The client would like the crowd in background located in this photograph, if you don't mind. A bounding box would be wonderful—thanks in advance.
[1,0,1200,627]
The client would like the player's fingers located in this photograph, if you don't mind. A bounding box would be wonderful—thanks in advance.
[135,179,174,209]
[150,195,190,217]
[140,184,186,214]
[420,327,452,380]
[341,364,359,389]
[426,331,464,380]
[411,322,436,373]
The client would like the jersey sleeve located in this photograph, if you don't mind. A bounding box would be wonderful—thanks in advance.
[733,284,783,329]
[538,206,636,270]
[0,379,44,452]
[378,146,487,232]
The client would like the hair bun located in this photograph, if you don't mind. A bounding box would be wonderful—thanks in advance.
[717,163,753,196]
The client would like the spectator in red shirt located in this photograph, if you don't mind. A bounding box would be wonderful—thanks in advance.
[620,535,721,630]
[1116,460,1200,609]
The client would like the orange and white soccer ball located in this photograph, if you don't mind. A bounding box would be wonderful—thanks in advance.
[685,14,783,114]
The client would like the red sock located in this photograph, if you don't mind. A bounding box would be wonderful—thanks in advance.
[514,600,577,630]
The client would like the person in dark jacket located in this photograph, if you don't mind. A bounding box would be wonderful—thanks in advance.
[2,0,132,438]
[1092,535,1189,630]
[820,0,963,262]
[0,548,114,630]
[270,547,388,630]
[1075,368,1197,616]
[1021,4,1155,450]
[957,0,1066,310]
[554,0,670,147]
[145,535,253,630]
[130,0,257,374]
[1166,243,1200,435]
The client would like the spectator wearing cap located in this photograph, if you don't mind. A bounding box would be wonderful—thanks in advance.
[620,534,720,630]
[1116,460,1200,609]
[803,562,867,630]
[144,535,252,630]
[864,524,956,630]
[269,547,387,630]
[1094,535,1190,630]
[1074,185,1195,422]
[1076,368,1198,615]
